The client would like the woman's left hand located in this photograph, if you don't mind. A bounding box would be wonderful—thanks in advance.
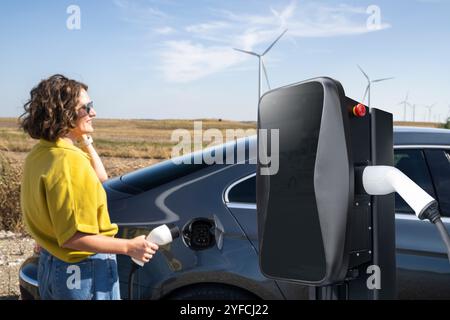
[33,242,41,254]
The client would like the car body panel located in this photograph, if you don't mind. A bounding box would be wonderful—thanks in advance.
[109,158,283,299]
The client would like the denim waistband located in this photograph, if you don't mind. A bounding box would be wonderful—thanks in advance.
[40,249,116,262]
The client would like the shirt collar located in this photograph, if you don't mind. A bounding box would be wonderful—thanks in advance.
[39,138,90,159]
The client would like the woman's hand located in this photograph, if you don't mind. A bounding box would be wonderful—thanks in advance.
[126,235,159,263]
[33,242,41,255]
[78,134,109,182]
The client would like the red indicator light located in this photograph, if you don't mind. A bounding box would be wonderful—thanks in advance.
[353,103,366,117]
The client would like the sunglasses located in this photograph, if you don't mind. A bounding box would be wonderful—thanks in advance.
[77,101,94,117]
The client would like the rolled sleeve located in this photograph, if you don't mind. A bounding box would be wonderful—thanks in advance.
[45,158,100,247]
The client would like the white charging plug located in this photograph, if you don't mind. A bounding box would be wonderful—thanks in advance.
[362,166,436,220]
[132,224,180,267]
[362,165,450,263]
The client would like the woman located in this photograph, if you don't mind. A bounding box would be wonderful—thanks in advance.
[19,74,158,300]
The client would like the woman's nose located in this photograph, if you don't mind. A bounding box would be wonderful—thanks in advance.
[89,107,96,118]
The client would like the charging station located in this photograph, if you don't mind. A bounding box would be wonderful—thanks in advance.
[256,77,396,299]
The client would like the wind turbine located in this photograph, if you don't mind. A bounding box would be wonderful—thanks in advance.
[411,104,417,122]
[357,65,394,108]
[424,103,436,122]
[234,29,288,102]
[398,92,411,121]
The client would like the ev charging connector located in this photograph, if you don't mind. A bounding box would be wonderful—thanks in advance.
[128,224,180,299]
[363,166,450,262]
[131,224,180,267]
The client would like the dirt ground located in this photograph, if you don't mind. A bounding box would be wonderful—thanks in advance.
[0,231,34,300]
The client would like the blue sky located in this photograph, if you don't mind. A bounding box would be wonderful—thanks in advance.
[0,0,449,121]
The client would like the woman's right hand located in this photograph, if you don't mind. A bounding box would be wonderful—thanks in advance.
[126,235,159,263]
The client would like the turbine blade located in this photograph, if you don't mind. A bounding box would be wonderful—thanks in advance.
[233,48,260,57]
[372,77,395,83]
[357,65,370,81]
[261,59,271,90]
[362,85,370,103]
[271,8,279,17]
[262,29,288,56]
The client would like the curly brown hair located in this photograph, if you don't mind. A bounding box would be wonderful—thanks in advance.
[18,74,88,141]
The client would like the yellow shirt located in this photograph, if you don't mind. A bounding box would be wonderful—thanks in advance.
[20,138,118,263]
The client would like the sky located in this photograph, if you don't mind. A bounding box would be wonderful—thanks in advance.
[0,0,449,122]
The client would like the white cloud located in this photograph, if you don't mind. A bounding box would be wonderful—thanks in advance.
[185,21,231,34]
[416,0,443,3]
[288,3,391,37]
[118,0,392,83]
[158,41,244,83]
[154,26,176,35]
[183,21,234,43]
[113,0,128,9]
[114,0,168,27]
[271,1,297,29]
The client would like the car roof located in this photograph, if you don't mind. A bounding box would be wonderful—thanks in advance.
[246,126,450,147]
[393,126,450,146]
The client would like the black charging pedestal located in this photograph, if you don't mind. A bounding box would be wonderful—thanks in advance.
[256,78,396,300]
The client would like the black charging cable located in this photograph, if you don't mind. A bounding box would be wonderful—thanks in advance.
[419,202,450,263]
[128,263,139,300]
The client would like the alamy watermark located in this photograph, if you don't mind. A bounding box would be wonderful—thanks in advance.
[66,265,81,290]
[66,5,81,30]
[170,121,279,176]
[367,5,382,31]
[366,264,381,290]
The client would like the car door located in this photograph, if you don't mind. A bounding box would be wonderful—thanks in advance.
[395,147,450,299]
[224,171,258,250]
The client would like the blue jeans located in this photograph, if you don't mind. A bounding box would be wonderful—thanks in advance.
[38,249,121,300]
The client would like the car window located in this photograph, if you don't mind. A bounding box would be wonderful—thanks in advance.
[424,149,450,217]
[394,149,437,214]
[226,149,440,211]
[227,175,256,204]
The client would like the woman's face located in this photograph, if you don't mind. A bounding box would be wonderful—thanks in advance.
[71,89,96,138]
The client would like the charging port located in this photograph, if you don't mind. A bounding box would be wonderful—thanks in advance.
[182,218,216,250]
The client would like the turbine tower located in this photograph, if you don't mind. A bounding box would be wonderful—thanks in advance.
[398,92,411,121]
[411,104,417,122]
[357,65,394,108]
[234,29,288,102]
[424,103,436,122]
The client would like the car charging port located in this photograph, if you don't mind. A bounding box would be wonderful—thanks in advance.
[182,218,216,250]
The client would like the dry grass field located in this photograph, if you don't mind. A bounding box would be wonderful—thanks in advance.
[0,118,257,159]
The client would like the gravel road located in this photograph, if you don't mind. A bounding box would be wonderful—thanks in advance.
[0,231,34,300]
